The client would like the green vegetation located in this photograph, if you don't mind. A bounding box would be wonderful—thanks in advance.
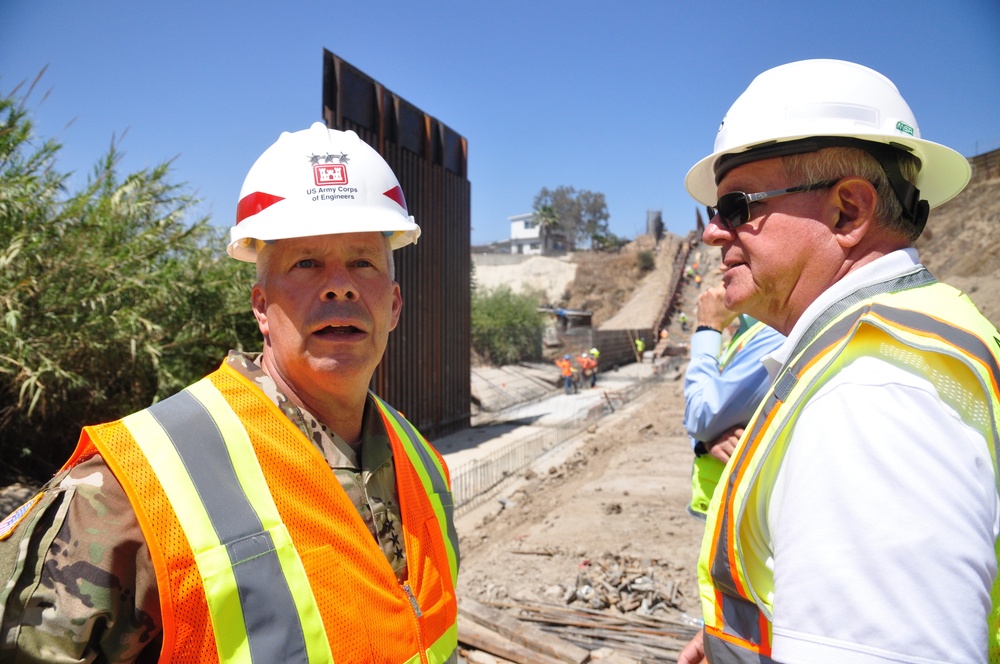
[532,185,611,251]
[636,250,655,272]
[590,229,627,251]
[471,286,544,365]
[0,79,259,482]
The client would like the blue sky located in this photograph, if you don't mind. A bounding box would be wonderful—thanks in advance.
[3,1,999,245]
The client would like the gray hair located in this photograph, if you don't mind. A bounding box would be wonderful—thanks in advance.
[783,147,921,242]
[254,234,396,288]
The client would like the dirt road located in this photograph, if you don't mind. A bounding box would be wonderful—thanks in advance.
[454,366,705,662]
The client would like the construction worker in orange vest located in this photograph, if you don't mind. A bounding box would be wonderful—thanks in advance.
[556,354,577,394]
[0,123,459,662]
[578,351,597,388]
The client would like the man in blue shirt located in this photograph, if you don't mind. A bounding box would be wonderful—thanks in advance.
[683,284,784,519]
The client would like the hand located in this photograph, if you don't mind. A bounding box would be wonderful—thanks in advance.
[697,284,738,331]
[706,425,743,463]
[678,630,706,664]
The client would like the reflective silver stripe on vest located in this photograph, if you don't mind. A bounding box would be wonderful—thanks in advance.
[868,303,1000,485]
[376,398,460,559]
[715,288,959,597]
[147,391,310,664]
[705,632,776,664]
[709,329,837,603]
[730,272,939,558]
[787,267,936,364]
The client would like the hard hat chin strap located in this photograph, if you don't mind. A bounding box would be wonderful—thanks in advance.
[715,137,929,237]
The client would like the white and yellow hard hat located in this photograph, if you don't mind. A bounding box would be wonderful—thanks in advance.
[685,59,970,212]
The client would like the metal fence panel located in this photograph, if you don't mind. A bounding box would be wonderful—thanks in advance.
[322,50,471,438]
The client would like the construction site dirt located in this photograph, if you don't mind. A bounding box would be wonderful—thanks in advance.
[450,364,707,663]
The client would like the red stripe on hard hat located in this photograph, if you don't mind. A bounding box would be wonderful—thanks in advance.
[236,191,285,224]
[383,186,407,212]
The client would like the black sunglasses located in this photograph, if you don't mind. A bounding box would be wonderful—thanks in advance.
[707,179,840,229]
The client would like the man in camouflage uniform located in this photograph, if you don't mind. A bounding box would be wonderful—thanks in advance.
[0,124,458,662]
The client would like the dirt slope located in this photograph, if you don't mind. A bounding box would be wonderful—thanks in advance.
[915,174,1000,325]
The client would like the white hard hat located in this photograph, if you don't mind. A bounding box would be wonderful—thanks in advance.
[685,59,970,212]
[228,122,421,262]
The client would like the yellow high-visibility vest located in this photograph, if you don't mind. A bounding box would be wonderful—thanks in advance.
[699,277,1000,662]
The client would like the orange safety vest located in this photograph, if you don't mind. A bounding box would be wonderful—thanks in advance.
[557,359,574,377]
[63,361,459,664]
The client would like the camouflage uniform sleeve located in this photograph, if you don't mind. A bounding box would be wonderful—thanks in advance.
[0,454,162,663]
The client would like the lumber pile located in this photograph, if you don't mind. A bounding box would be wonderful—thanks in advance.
[459,598,590,664]
[458,599,699,664]
[458,596,701,663]
[498,598,700,662]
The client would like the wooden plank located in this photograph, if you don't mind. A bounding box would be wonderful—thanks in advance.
[463,648,517,664]
[460,598,591,664]
[459,616,567,664]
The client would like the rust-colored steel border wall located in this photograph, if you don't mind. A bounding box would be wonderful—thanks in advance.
[322,50,471,438]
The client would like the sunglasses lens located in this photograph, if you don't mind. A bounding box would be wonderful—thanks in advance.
[716,192,748,229]
[706,206,717,222]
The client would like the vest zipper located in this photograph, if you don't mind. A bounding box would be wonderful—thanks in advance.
[403,583,429,664]
[403,583,423,617]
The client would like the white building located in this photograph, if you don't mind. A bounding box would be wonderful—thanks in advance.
[508,212,541,255]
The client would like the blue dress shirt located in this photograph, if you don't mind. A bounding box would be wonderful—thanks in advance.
[683,317,784,450]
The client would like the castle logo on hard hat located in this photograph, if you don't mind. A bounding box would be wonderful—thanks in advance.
[315,164,348,186]
[310,152,350,187]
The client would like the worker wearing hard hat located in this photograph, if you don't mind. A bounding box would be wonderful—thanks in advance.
[677,60,1000,664]
[577,351,597,388]
[0,123,459,662]
[556,354,577,394]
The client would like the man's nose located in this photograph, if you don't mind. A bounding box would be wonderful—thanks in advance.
[320,269,357,301]
[702,216,732,247]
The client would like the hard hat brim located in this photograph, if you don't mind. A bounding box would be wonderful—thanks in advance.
[685,133,971,210]
[227,203,421,263]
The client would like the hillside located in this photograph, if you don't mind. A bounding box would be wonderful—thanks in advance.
[915,173,1000,324]
[473,234,687,334]
[474,173,1000,335]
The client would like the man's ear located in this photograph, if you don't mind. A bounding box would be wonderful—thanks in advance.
[252,285,269,338]
[829,177,877,249]
[388,282,402,332]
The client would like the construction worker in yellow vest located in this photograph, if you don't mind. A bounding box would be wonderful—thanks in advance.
[678,60,1000,663]
[0,123,459,662]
